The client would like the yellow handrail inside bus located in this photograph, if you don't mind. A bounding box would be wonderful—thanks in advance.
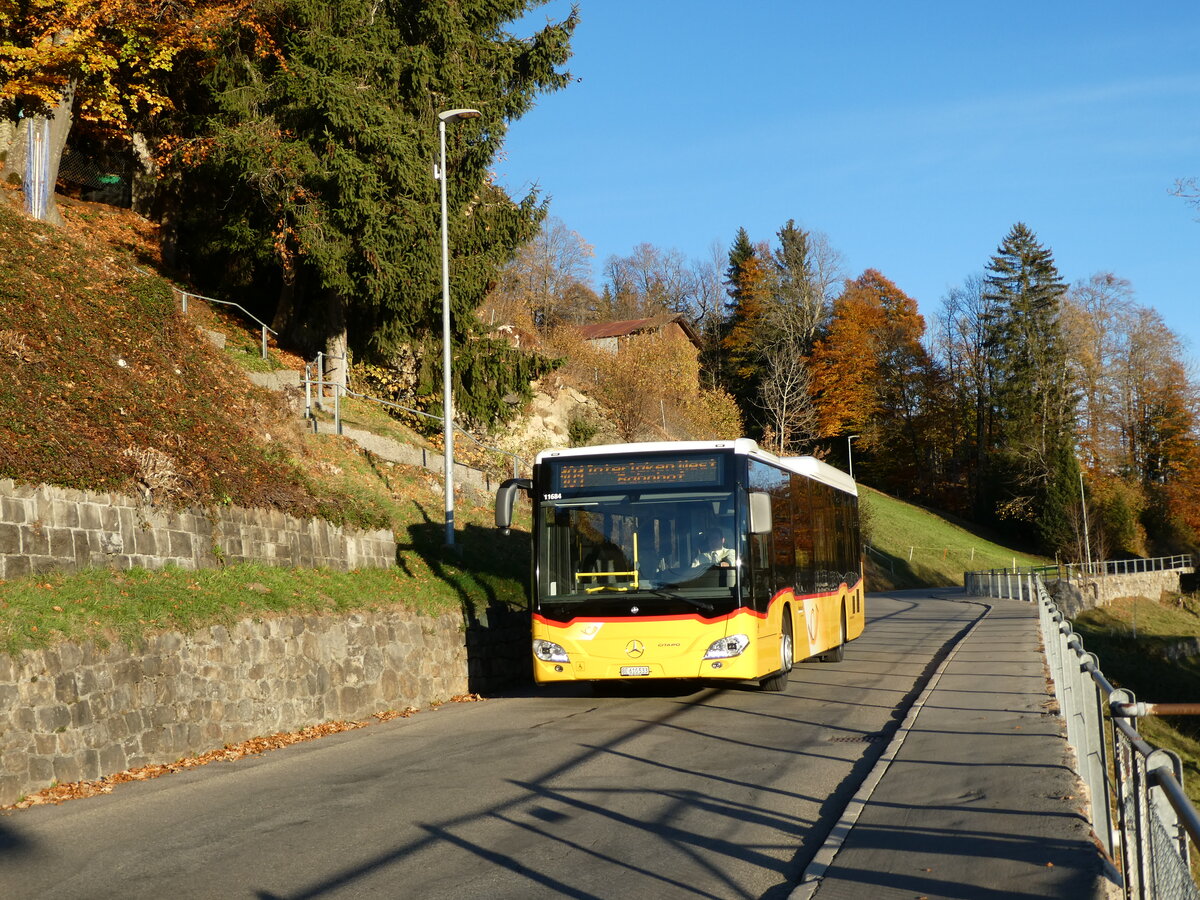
[579,534,639,592]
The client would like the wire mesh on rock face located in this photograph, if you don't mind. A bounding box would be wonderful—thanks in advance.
[56,147,132,206]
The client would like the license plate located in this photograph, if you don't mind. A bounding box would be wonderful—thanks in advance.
[619,666,651,677]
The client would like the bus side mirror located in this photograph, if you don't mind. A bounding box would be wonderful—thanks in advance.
[495,478,532,535]
[749,491,772,534]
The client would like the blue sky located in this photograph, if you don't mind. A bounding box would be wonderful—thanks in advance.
[497,2,1200,355]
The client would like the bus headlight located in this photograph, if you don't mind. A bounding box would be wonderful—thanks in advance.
[703,634,749,659]
[533,639,570,663]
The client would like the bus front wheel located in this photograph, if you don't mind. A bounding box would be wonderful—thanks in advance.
[761,615,794,692]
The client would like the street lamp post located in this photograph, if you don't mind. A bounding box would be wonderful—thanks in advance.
[846,434,860,480]
[1080,468,1093,574]
[437,107,481,548]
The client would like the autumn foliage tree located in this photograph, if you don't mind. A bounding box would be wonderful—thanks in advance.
[545,325,740,443]
[0,0,255,222]
[483,215,597,331]
[1062,286,1200,555]
[601,243,696,321]
[808,269,935,494]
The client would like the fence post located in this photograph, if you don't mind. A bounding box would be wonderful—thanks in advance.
[1060,628,1084,754]
[304,365,312,420]
[334,383,342,435]
[1134,744,1153,898]
[1081,652,1115,857]
[1046,608,1063,695]
[1148,749,1189,866]
[261,325,268,360]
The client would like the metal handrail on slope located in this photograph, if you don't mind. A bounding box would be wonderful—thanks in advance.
[167,289,523,479]
[302,366,526,481]
[173,287,277,360]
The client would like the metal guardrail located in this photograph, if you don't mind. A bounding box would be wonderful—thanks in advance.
[1060,554,1195,579]
[971,568,1200,898]
[964,555,1194,604]
[967,555,1193,588]
[302,365,527,480]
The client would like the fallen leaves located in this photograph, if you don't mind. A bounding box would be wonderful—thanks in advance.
[1,713,411,810]
[373,707,419,723]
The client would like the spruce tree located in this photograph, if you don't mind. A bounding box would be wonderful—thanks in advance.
[721,228,769,433]
[173,0,576,428]
[770,220,825,354]
[981,223,1080,552]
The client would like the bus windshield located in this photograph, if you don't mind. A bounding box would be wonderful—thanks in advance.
[537,489,740,618]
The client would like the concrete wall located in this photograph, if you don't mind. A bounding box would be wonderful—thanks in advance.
[0,479,396,579]
[0,609,471,806]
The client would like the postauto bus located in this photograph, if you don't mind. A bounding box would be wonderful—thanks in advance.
[495,439,864,691]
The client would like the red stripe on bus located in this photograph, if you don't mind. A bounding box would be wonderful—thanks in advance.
[533,577,862,629]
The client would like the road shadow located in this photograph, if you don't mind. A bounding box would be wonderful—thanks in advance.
[399,501,534,696]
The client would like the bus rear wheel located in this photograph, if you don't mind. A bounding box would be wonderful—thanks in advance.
[761,615,794,692]
[819,606,847,663]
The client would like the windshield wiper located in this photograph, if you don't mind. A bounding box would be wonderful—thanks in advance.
[645,587,714,612]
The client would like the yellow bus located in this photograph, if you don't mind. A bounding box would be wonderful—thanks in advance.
[495,439,864,691]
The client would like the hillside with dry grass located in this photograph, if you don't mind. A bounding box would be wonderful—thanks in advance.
[0,187,392,528]
[0,188,532,659]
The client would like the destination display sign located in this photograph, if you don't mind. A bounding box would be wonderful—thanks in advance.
[551,453,724,492]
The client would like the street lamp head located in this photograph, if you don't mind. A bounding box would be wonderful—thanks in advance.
[439,108,481,123]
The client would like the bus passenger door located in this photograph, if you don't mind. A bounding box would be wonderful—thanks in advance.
[746,490,773,615]
[749,531,772,614]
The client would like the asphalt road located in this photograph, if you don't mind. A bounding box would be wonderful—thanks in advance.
[0,592,984,900]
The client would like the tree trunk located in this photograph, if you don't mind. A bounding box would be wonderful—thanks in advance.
[129,132,158,217]
[0,119,16,175]
[2,84,75,226]
[323,290,349,392]
[272,259,297,336]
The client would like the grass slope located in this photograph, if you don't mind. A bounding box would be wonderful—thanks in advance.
[861,486,1049,590]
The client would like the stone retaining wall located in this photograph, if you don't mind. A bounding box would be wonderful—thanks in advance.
[1048,570,1188,618]
[0,479,396,579]
[0,480,533,807]
[0,608,475,806]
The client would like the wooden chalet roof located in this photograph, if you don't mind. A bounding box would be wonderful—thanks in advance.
[577,313,701,349]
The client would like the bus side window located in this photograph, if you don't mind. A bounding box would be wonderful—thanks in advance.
[792,474,815,595]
